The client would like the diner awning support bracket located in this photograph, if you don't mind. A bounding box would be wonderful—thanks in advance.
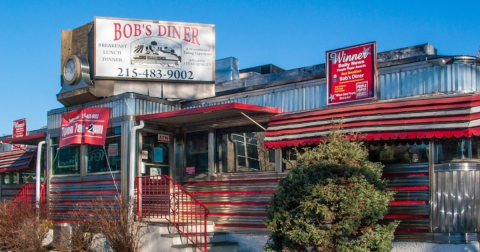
[240,112,266,131]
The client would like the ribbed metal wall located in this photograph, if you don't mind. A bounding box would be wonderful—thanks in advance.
[186,61,480,112]
[186,79,327,112]
[380,63,480,100]
[432,163,480,233]
[382,163,430,233]
[47,93,179,130]
[49,174,121,221]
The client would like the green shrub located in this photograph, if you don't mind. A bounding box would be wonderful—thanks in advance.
[264,128,399,252]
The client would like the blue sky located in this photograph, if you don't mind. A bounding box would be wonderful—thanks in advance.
[0,0,479,136]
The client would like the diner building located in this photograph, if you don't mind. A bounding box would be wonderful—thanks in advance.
[1,17,480,251]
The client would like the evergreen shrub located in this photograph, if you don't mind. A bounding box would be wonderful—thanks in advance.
[264,128,399,252]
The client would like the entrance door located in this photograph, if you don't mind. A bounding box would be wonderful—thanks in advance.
[141,132,170,177]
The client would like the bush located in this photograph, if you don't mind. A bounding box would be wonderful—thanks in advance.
[0,200,52,252]
[264,128,399,252]
[89,195,145,252]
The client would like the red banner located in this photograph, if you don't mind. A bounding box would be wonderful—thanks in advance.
[59,108,110,148]
[326,42,377,105]
[12,118,27,150]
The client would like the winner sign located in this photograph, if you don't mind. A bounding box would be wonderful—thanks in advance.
[326,42,377,105]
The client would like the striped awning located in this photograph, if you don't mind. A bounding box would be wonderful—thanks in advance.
[265,93,480,148]
[0,149,36,173]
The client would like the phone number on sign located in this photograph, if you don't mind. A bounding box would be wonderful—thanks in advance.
[117,68,194,80]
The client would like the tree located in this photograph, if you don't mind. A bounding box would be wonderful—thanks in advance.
[264,127,399,252]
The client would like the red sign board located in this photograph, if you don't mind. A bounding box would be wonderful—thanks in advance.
[326,42,377,105]
[12,118,27,150]
[185,166,195,175]
[59,108,110,147]
[158,134,170,143]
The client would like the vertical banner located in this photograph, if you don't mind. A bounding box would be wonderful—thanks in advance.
[59,108,110,147]
[326,42,377,105]
[12,118,27,150]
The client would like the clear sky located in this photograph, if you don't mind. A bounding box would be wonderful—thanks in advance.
[0,0,479,136]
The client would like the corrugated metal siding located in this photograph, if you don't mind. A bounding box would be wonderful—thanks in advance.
[380,63,480,99]
[181,172,287,232]
[48,94,179,130]
[186,79,327,113]
[49,174,121,222]
[1,184,23,201]
[382,163,430,234]
[186,62,479,113]
[432,163,480,233]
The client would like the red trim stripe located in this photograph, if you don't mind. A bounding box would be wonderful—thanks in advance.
[382,172,428,178]
[266,113,480,137]
[388,186,429,191]
[51,179,120,185]
[384,214,429,219]
[389,201,428,205]
[269,93,480,122]
[201,202,270,206]
[53,200,116,204]
[190,190,276,195]
[182,178,281,185]
[50,190,119,195]
[136,103,279,121]
[52,210,94,215]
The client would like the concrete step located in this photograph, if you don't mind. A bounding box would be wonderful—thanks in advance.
[170,241,239,252]
[144,220,215,234]
[161,232,228,245]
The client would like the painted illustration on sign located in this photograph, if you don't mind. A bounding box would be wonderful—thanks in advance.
[326,42,377,105]
[131,38,181,68]
[95,17,215,82]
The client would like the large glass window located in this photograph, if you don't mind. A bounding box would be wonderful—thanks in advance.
[185,131,209,175]
[282,147,304,170]
[368,140,429,164]
[52,137,80,175]
[216,130,275,173]
[435,137,480,163]
[87,127,122,173]
[142,132,169,176]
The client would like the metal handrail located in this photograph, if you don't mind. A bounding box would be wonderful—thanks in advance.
[11,182,46,204]
[136,175,210,252]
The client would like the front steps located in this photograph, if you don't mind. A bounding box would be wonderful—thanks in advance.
[142,220,238,252]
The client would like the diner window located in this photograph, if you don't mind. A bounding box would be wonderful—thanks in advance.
[51,137,80,175]
[216,130,275,173]
[282,147,303,170]
[368,140,429,164]
[185,131,208,175]
[87,127,121,173]
[436,137,480,163]
[142,132,169,176]
[3,172,13,184]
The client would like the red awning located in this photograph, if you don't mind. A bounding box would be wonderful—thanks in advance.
[0,132,47,146]
[265,93,480,148]
[136,103,280,130]
[0,149,36,173]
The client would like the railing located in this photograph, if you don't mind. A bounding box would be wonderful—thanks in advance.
[136,175,210,252]
[11,182,46,205]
